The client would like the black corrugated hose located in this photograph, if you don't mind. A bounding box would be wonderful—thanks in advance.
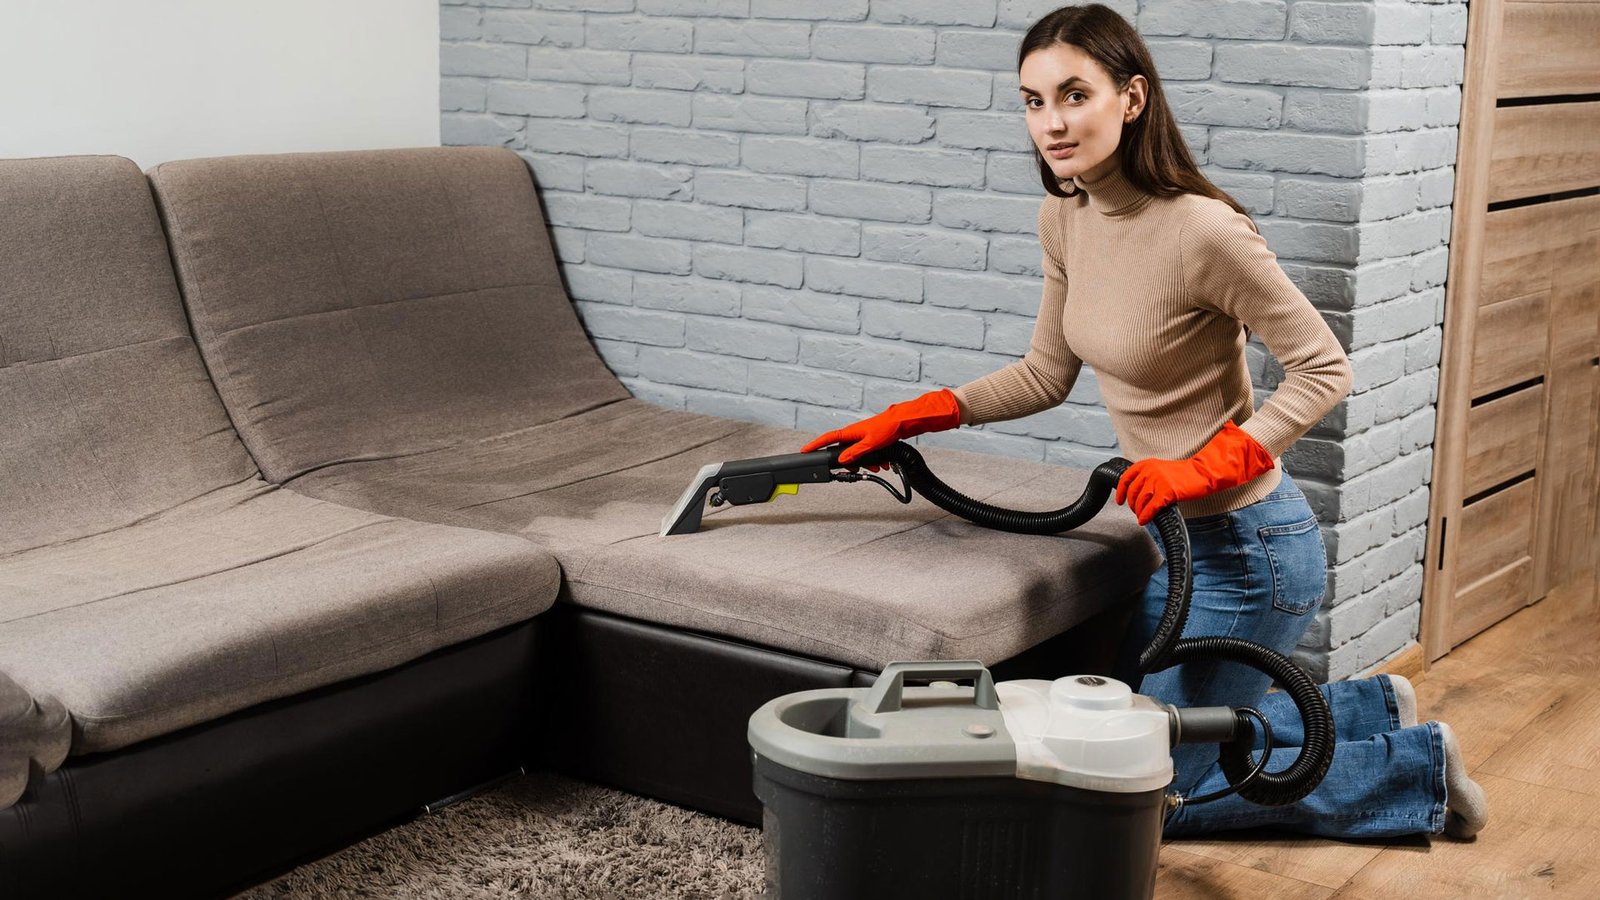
[878,441,1334,807]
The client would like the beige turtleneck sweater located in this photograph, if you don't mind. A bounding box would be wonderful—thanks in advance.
[952,164,1352,517]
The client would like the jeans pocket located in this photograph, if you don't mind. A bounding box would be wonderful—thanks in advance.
[1258,516,1328,615]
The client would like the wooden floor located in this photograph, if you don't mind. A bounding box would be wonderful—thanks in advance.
[1155,575,1600,899]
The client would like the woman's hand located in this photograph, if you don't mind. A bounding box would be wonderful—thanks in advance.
[800,389,963,466]
[1116,422,1275,524]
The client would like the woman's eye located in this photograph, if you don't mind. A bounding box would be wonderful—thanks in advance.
[1025,97,1043,109]
[1066,91,1087,103]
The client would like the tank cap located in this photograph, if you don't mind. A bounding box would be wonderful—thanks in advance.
[1050,674,1134,710]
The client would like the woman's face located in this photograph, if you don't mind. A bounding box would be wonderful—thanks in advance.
[1019,42,1146,183]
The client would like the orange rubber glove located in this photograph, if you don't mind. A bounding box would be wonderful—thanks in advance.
[800,389,963,466]
[1115,422,1276,525]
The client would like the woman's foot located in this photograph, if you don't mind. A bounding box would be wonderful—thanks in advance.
[1386,674,1418,728]
[1436,721,1488,838]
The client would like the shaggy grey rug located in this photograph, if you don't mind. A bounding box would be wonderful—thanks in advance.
[236,773,766,899]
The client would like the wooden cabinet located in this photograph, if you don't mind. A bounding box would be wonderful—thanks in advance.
[1423,0,1600,658]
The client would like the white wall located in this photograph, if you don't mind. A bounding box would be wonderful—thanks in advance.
[0,0,440,170]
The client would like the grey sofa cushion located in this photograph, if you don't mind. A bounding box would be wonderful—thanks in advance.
[0,156,562,773]
[294,399,1157,670]
[153,146,1157,670]
[147,147,629,483]
[0,482,557,755]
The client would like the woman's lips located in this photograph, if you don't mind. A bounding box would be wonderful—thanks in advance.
[1047,144,1076,159]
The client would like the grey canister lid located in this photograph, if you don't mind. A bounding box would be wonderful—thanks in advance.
[747,661,1018,781]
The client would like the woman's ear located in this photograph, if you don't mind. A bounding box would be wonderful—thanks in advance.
[1124,74,1149,123]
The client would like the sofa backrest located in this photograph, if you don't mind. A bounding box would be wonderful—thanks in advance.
[148,147,630,483]
[0,156,258,554]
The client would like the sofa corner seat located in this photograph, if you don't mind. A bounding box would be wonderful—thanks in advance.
[0,154,563,898]
[147,146,1161,820]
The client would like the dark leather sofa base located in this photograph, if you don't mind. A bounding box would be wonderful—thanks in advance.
[0,621,545,900]
[542,597,1137,825]
[0,597,1137,897]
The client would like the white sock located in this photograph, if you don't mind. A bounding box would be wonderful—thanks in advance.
[1437,721,1488,838]
[1386,674,1418,728]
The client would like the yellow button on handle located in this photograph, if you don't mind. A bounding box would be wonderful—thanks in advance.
[766,483,799,502]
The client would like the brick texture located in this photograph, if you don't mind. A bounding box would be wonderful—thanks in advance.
[443,0,1466,681]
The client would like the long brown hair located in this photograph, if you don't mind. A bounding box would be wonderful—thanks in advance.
[1021,4,1247,216]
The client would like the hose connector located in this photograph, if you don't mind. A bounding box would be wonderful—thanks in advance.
[1169,705,1242,746]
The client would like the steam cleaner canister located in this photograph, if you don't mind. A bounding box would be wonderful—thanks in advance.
[749,661,1175,900]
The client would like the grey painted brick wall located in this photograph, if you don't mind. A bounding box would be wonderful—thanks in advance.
[441,0,1465,682]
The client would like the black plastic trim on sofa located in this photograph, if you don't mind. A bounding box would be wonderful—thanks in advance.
[540,604,857,824]
[541,597,1138,825]
[0,620,546,900]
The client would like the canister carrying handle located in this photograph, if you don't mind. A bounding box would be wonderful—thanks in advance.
[864,661,999,714]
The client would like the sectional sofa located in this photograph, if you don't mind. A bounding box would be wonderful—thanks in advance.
[0,147,1156,898]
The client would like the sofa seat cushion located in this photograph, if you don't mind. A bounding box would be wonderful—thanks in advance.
[0,481,559,755]
[149,146,1157,669]
[292,399,1159,670]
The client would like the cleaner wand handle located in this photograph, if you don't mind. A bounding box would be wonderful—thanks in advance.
[659,445,895,536]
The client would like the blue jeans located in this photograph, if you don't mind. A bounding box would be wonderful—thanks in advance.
[1112,473,1447,838]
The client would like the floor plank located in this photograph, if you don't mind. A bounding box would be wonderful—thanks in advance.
[1477,678,1600,797]
[1331,773,1600,899]
[1165,832,1385,890]
[1155,846,1336,899]
[1411,662,1574,769]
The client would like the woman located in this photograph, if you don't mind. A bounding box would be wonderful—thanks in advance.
[802,4,1487,840]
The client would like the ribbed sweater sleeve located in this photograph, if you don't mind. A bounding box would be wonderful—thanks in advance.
[952,200,1082,426]
[1181,201,1353,458]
